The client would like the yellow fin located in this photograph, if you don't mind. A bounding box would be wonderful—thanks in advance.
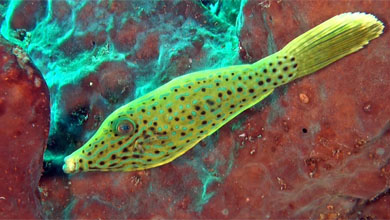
[280,12,384,78]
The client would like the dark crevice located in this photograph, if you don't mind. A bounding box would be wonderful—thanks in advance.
[347,187,390,218]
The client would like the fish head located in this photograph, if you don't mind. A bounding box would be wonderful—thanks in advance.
[63,106,140,173]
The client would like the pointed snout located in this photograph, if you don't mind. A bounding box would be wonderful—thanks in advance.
[63,155,78,174]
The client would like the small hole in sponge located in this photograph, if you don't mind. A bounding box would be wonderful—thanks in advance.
[302,128,308,133]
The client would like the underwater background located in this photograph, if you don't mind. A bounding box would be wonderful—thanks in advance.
[0,0,389,219]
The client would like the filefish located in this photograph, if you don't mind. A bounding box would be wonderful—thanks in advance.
[63,12,384,173]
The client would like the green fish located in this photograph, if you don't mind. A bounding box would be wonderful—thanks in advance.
[63,12,384,173]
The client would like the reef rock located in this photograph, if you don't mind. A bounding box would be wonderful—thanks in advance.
[4,0,390,219]
[0,38,50,218]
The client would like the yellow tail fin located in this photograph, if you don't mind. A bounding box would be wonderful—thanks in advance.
[280,12,384,78]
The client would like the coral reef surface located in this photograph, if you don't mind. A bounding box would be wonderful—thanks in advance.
[0,37,50,218]
[0,0,389,219]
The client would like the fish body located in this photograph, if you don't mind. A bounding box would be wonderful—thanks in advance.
[63,12,384,173]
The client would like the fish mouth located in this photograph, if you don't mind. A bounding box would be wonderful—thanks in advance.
[63,155,77,174]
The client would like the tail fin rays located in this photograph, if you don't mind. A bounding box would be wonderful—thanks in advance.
[280,12,384,79]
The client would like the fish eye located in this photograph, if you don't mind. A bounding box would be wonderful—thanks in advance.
[115,119,135,135]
